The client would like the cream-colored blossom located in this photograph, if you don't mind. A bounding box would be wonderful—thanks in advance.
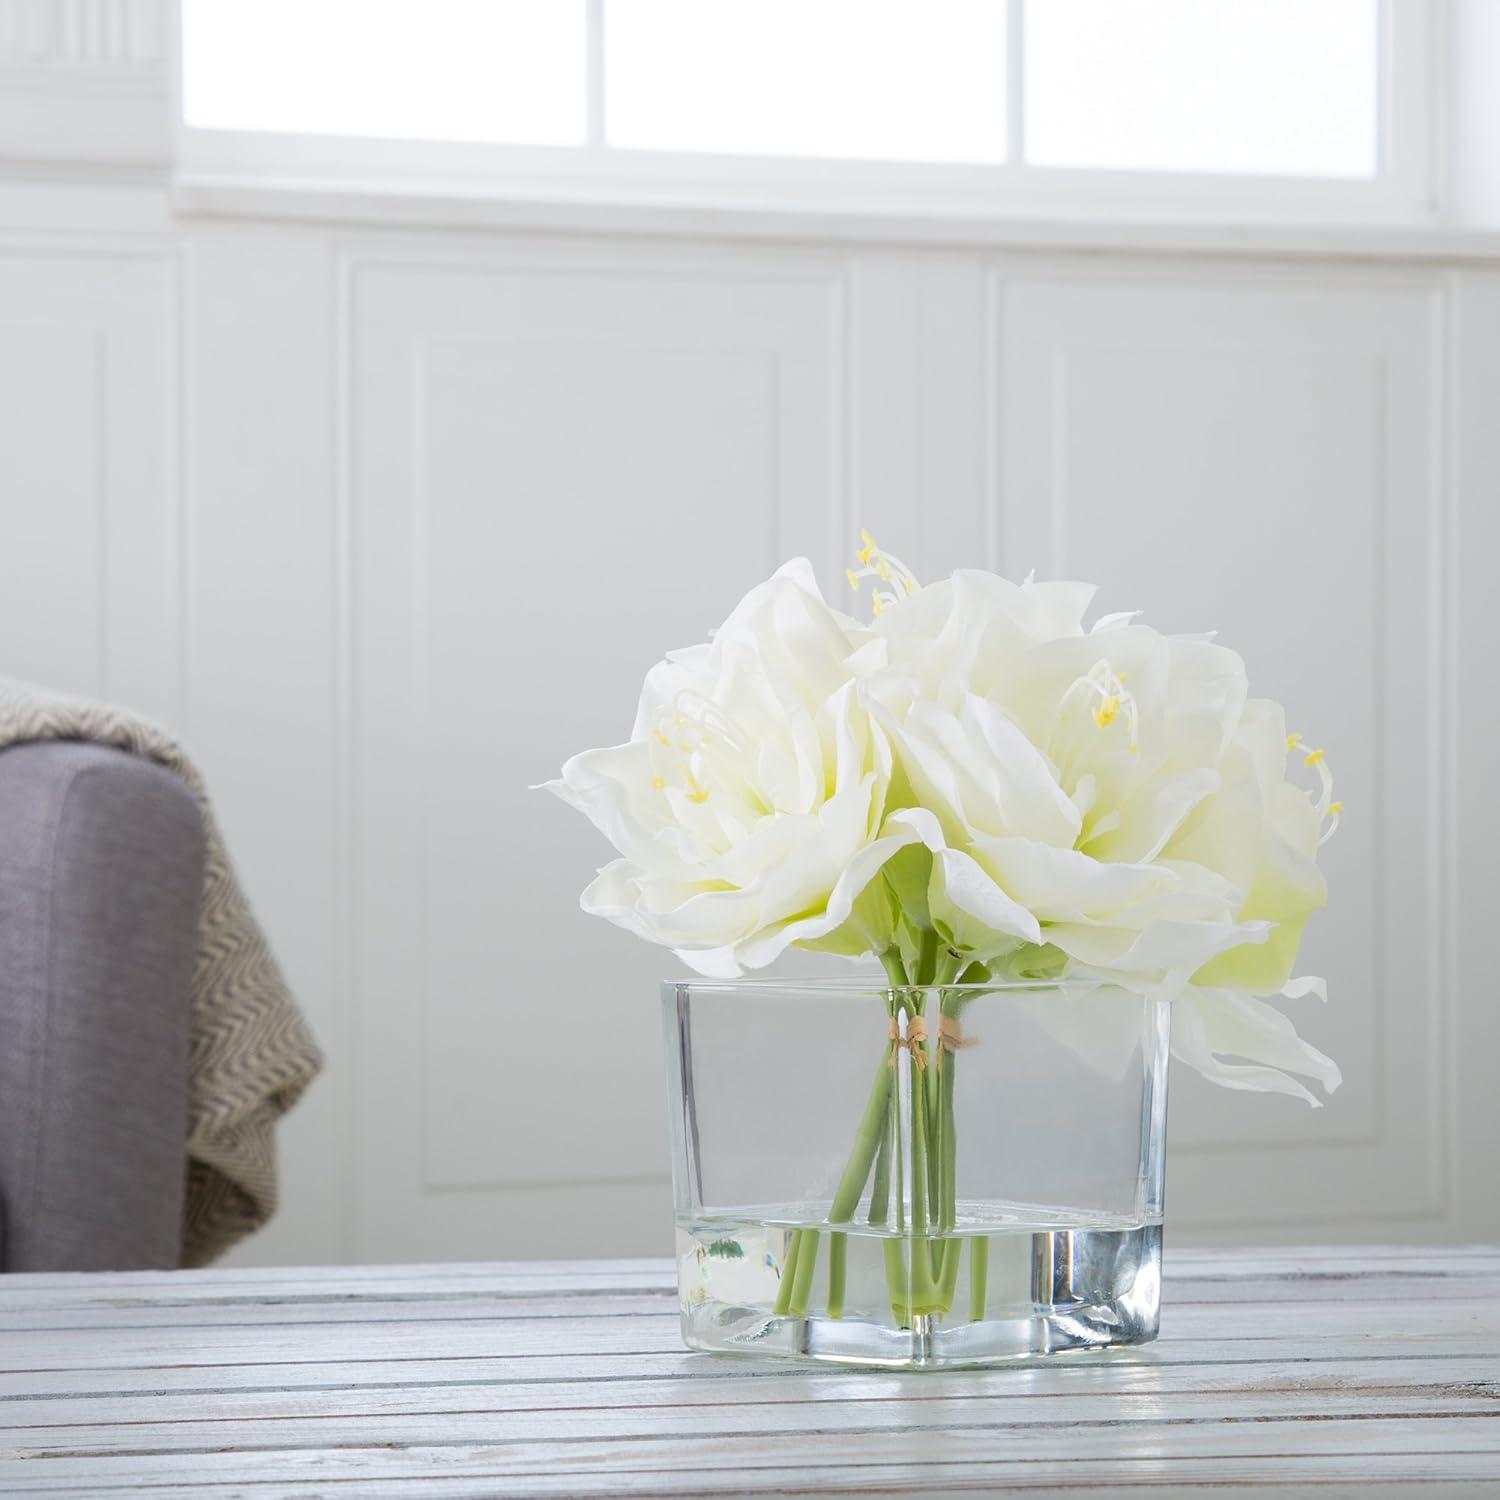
[851,551,1340,1104]
[542,560,920,977]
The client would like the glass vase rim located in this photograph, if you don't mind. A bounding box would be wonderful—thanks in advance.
[663,976,1169,998]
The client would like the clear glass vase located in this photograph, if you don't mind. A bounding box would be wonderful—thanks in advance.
[662,979,1169,1368]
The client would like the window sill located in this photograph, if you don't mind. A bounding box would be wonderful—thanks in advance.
[166,172,1500,264]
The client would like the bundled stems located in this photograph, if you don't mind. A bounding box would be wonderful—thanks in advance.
[775,940,992,1330]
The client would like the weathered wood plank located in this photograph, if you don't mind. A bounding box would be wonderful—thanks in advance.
[14,1474,1496,1500]
[5,1334,1499,1402]
[2,1415,1498,1490]
[1,1354,1492,1430]
[0,1259,676,1297]
[3,1299,1495,1376]
[7,1460,1500,1500]
[5,1387,1499,1461]
[0,1292,676,1331]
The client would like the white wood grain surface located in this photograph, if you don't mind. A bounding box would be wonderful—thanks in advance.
[0,1248,1496,1497]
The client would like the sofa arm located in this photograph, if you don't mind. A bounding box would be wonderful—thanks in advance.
[0,741,206,1271]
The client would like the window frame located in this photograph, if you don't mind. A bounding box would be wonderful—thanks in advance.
[171,0,1438,226]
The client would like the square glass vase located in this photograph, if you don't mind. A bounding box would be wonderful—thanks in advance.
[663,979,1169,1368]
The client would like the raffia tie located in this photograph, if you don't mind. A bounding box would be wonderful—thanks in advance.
[935,1015,976,1070]
[887,1016,931,1071]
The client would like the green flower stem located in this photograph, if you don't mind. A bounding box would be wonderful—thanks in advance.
[939,1049,957,1231]
[932,1034,959,1289]
[969,1235,990,1321]
[904,1041,945,1316]
[829,1043,899,1222]
[924,1046,941,1229]
[915,927,939,985]
[801,957,905,1325]
[890,1062,906,1234]
[772,1228,801,1316]
[867,1076,892,1226]
[929,950,967,1282]
[825,1040,898,1319]
[788,1227,819,1316]
[826,1234,847,1319]
[883,1238,909,1325]
[939,1237,963,1306]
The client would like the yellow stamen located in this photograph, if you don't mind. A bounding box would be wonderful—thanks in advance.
[1304,748,1325,767]
[650,776,666,790]
[849,529,919,617]
[1327,800,1343,815]
[1286,733,1301,750]
[1092,695,1120,729]
[652,729,671,746]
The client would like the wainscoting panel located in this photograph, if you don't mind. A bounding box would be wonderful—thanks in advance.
[344,243,850,1259]
[991,264,1448,1238]
[0,240,178,718]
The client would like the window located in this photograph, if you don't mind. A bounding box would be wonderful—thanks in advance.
[177,1,1426,216]
[602,2,1007,164]
[181,1,588,146]
[1024,0,1379,178]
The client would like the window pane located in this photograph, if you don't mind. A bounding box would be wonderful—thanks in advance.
[181,0,587,146]
[605,0,1007,164]
[1024,0,1378,177]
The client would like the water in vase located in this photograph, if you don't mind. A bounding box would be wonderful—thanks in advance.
[676,1204,1162,1367]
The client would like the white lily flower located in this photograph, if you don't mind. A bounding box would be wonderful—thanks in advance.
[542,560,917,977]
[851,548,1339,1103]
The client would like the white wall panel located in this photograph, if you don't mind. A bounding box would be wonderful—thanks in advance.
[343,244,850,1260]
[0,242,177,718]
[991,265,1450,1239]
[179,227,347,1266]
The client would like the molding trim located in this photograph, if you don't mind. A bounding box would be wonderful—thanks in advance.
[0,1,168,167]
[0,0,166,70]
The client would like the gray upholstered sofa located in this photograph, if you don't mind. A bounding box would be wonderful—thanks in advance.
[0,741,205,1271]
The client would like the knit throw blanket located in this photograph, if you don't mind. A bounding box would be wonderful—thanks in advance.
[0,681,323,1266]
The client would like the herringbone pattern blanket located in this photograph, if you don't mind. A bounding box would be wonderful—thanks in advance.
[0,681,322,1265]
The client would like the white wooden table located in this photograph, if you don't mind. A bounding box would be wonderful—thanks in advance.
[1,1246,1496,1497]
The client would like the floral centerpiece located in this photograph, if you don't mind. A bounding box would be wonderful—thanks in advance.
[543,536,1340,1366]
